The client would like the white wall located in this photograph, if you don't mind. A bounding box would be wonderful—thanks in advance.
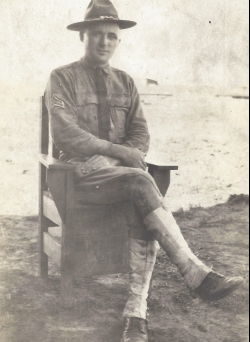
[0,0,249,92]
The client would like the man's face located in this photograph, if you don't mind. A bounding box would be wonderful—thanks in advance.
[83,23,121,66]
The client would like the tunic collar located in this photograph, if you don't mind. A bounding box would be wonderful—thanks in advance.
[80,56,111,75]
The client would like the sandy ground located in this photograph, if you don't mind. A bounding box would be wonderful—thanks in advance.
[0,195,248,342]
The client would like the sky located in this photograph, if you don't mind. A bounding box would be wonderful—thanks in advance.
[0,0,249,91]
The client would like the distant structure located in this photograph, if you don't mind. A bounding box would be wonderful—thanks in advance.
[134,78,159,89]
[133,78,173,96]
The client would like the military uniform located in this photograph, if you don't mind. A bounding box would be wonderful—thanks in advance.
[45,57,150,162]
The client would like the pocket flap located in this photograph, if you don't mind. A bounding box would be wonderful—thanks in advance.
[76,94,99,106]
[111,95,131,108]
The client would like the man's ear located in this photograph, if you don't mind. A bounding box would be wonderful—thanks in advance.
[80,31,84,42]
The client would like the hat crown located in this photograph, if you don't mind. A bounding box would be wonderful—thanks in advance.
[67,0,137,31]
[85,0,119,20]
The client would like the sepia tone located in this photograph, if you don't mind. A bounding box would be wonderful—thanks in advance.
[0,0,249,341]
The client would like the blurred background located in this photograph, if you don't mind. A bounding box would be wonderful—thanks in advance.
[0,0,249,215]
[0,0,249,87]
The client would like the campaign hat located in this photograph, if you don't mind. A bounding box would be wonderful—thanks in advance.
[67,0,137,31]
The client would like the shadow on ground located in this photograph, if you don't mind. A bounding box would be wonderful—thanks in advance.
[0,195,249,342]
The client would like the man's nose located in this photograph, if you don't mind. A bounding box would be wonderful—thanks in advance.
[100,35,108,46]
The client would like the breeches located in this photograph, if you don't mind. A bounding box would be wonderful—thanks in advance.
[75,166,164,241]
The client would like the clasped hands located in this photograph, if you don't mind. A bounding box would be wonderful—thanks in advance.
[72,146,147,179]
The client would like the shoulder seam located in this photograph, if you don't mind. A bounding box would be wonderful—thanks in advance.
[111,67,127,74]
[53,61,81,73]
[111,67,134,81]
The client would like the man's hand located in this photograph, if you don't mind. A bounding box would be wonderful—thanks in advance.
[106,144,147,170]
[120,147,147,170]
[72,155,121,179]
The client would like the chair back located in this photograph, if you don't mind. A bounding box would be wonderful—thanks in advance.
[40,96,60,159]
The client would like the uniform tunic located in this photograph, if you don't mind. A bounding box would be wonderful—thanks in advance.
[45,57,158,241]
[45,57,150,162]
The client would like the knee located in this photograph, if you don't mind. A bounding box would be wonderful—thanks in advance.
[129,170,163,218]
[132,171,157,194]
[135,171,153,186]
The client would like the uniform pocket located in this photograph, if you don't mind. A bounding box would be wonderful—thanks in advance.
[75,94,99,134]
[75,93,99,107]
[111,94,131,138]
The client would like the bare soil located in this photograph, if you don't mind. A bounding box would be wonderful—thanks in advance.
[0,195,248,342]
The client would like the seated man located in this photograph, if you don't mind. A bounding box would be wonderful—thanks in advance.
[45,1,244,341]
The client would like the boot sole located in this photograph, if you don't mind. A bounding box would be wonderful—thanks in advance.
[210,279,244,301]
[121,338,148,342]
[197,278,244,302]
[121,335,149,342]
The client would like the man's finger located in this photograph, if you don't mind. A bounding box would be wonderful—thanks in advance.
[89,156,106,166]
[84,155,100,165]
[140,161,147,171]
[91,159,109,170]
[83,156,101,169]
[82,157,109,173]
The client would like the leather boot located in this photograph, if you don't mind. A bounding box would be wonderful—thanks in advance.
[121,317,148,342]
[123,238,159,319]
[194,271,244,301]
[144,207,244,300]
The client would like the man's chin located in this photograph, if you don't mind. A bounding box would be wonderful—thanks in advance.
[93,54,110,65]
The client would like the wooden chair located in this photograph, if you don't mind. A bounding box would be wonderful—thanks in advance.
[38,96,178,308]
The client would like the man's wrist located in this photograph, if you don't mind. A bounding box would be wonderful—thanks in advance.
[105,143,128,162]
[104,156,122,166]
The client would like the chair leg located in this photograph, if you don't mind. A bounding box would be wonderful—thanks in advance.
[38,215,49,278]
[60,223,74,308]
[60,262,74,308]
[39,163,49,278]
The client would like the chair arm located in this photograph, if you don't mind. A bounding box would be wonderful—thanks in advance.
[146,163,178,171]
[146,158,178,171]
[38,154,76,170]
[145,158,178,196]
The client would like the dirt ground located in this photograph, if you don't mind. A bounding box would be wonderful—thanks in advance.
[0,195,248,342]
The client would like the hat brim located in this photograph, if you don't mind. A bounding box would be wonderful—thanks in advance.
[67,19,137,31]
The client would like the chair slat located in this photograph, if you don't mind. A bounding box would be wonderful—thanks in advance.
[43,191,62,226]
[43,232,61,266]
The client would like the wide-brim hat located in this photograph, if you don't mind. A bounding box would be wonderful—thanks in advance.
[67,0,137,31]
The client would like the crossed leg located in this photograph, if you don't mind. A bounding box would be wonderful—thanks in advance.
[75,166,244,341]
